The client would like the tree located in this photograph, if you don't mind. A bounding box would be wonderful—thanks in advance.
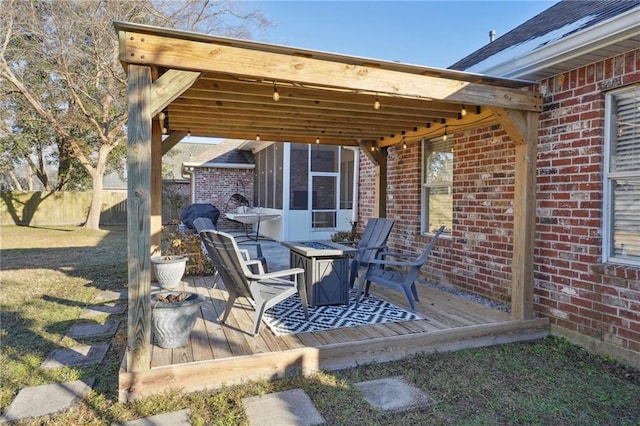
[0,0,269,228]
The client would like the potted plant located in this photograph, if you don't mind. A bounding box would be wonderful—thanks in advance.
[151,291,203,348]
[151,254,188,290]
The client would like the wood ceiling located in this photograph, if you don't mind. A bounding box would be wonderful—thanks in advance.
[116,21,542,149]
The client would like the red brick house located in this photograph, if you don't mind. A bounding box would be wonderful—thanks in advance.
[357,0,640,367]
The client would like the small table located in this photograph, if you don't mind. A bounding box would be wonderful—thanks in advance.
[281,240,356,306]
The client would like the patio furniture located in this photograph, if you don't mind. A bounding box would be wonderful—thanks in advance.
[225,206,280,241]
[348,218,395,288]
[281,240,357,306]
[193,217,268,274]
[200,229,309,336]
[355,226,445,312]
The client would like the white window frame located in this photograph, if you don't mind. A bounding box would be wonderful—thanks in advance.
[421,138,453,235]
[602,85,640,266]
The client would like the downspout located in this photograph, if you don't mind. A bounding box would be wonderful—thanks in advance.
[344,146,360,228]
[181,165,195,203]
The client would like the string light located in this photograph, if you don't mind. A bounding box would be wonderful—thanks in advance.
[316,137,320,144]
[460,105,467,117]
[373,95,381,110]
[256,134,260,141]
[402,137,407,150]
[272,81,280,101]
[442,126,448,141]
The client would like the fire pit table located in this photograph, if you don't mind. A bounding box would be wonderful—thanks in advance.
[280,240,357,306]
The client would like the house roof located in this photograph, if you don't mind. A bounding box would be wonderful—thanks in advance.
[104,139,253,187]
[174,139,254,180]
[450,0,640,80]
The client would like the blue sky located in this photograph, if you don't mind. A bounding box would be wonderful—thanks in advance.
[254,1,559,68]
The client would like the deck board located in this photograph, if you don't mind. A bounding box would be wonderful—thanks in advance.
[120,274,549,401]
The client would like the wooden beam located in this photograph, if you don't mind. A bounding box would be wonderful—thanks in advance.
[161,131,188,155]
[489,107,529,146]
[150,69,201,117]
[126,64,152,372]
[122,32,542,112]
[376,147,388,218]
[510,111,538,320]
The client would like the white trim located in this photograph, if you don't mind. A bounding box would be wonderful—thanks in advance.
[182,162,255,170]
[476,8,640,79]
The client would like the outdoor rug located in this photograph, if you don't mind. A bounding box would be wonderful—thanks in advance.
[262,291,423,336]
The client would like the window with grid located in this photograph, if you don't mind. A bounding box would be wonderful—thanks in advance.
[603,85,640,265]
[421,138,453,234]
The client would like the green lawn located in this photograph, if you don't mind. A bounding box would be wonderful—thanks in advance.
[1,225,639,425]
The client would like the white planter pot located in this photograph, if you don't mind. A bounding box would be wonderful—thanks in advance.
[151,256,187,290]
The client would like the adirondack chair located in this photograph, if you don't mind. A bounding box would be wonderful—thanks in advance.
[348,218,395,288]
[193,217,268,275]
[199,229,309,336]
[355,226,445,312]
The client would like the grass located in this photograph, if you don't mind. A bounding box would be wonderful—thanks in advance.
[1,225,639,425]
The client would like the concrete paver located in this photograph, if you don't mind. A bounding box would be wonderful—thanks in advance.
[0,379,94,423]
[95,289,128,302]
[66,320,120,339]
[116,408,191,426]
[354,376,433,412]
[40,343,110,369]
[81,303,126,318]
[243,388,325,426]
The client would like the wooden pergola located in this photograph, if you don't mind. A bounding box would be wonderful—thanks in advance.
[115,21,541,376]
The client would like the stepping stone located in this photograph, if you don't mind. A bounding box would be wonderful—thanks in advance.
[243,388,325,426]
[95,289,127,302]
[67,320,120,339]
[81,304,126,318]
[0,378,94,423]
[354,376,433,412]
[40,344,110,369]
[116,408,191,426]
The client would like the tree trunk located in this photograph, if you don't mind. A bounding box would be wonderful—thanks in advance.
[83,144,112,230]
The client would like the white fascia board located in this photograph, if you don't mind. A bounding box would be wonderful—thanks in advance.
[480,8,640,79]
[182,162,255,170]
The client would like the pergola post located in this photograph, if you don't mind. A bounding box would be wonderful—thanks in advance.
[375,147,388,218]
[151,119,162,263]
[495,109,538,320]
[126,64,152,372]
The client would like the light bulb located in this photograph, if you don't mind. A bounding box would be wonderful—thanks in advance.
[187,130,191,138]
[374,98,381,110]
[256,134,260,141]
[402,139,407,149]
[460,105,467,117]
[316,138,320,144]
[273,81,280,101]
[442,132,447,141]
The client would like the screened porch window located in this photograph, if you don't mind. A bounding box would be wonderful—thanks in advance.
[603,86,640,266]
[421,138,453,234]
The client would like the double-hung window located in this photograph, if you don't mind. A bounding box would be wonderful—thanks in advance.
[421,138,453,234]
[603,85,640,265]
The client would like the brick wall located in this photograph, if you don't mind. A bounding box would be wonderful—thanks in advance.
[358,48,640,363]
[192,167,254,231]
[535,49,640,355]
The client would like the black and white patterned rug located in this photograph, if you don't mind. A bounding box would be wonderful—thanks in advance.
[262,291,423,336]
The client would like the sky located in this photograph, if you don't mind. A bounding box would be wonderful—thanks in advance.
[188,0,559,144]
[253,0,560,69]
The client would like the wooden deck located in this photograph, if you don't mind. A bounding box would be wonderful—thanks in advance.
[119,275,549,401]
